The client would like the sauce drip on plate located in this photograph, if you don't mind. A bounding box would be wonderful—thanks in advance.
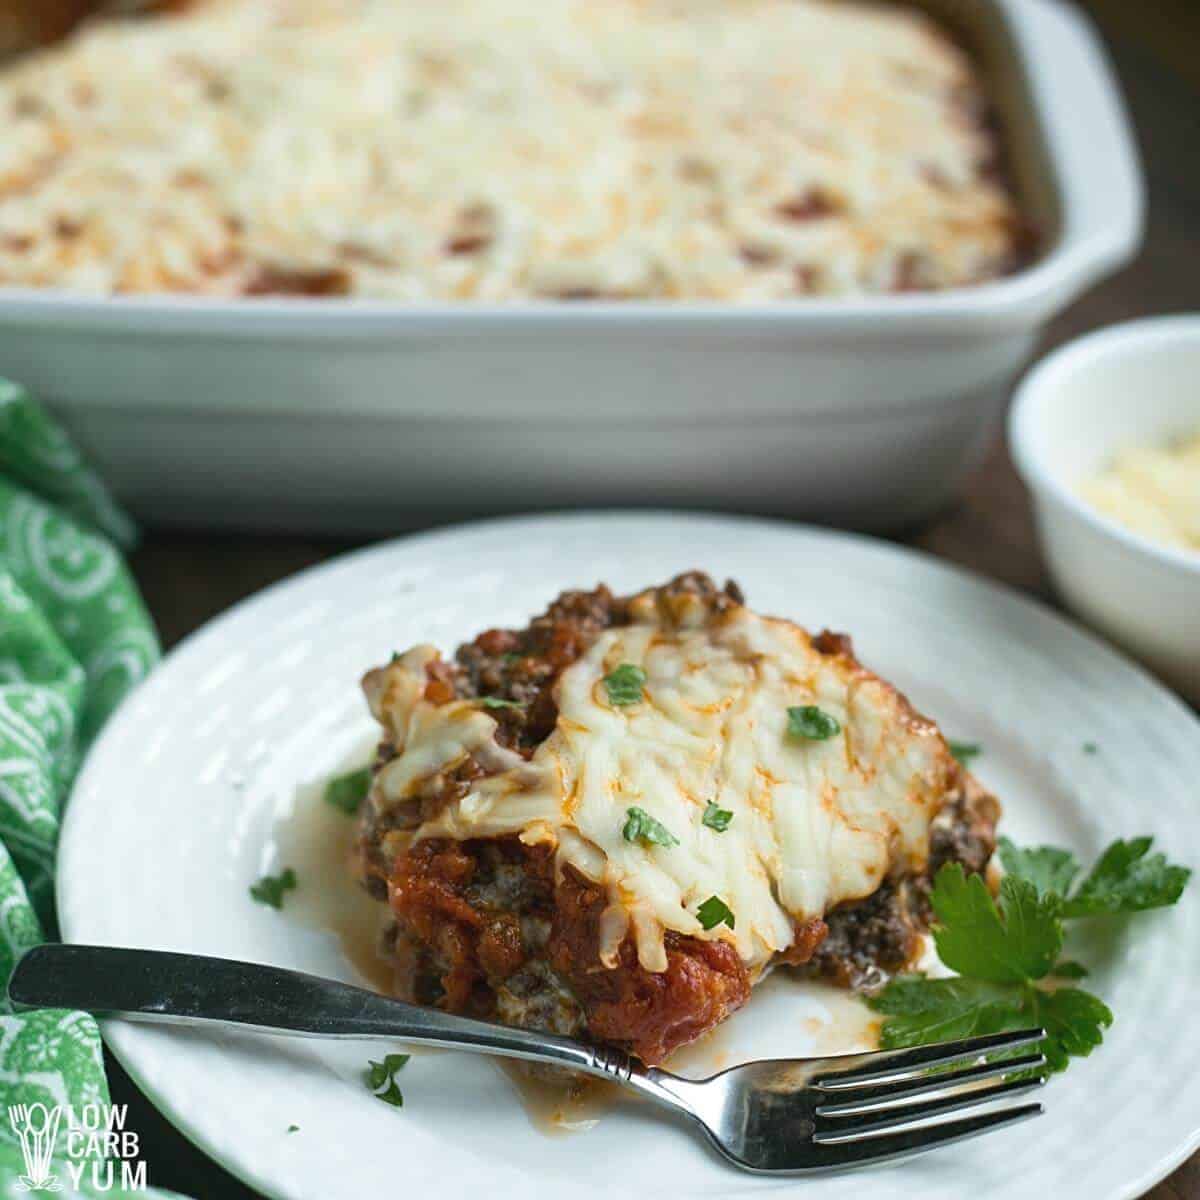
[273,772,396,997]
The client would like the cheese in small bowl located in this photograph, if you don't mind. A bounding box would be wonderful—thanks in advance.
[1080,432,1200,555]
[1010,316,1200,705]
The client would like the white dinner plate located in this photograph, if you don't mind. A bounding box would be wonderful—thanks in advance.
[59,513,1200,1200]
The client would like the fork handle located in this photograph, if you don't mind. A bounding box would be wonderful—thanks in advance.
[9,944,684,1105]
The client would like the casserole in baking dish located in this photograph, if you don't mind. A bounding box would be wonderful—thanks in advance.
[0,0,1142,531]
[0,0,1029,301]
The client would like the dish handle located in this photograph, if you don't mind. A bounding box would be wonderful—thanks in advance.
[1013,0,1145,302]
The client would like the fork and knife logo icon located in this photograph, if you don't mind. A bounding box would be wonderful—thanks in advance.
[8,1103,63,1192]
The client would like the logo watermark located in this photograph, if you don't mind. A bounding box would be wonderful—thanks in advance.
[7,1103,147,1194]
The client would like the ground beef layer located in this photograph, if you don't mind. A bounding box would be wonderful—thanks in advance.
[359,573,999,1064]
[385,837,752,1064]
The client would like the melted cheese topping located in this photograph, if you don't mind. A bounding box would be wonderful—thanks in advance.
[0,0,1021,299]
[365,598,956,975]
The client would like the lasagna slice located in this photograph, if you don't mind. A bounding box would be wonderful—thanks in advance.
[356,574,998,1064]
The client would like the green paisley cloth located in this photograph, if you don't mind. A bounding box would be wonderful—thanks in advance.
[0,379,175,1197]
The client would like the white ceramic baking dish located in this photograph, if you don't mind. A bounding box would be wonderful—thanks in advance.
[0,0,1141,534]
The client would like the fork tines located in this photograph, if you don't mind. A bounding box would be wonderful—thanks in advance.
[807,1028,1047,1166]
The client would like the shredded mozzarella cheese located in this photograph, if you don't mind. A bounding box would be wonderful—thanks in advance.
[1081,431,1200,554]
[365,594,956,975]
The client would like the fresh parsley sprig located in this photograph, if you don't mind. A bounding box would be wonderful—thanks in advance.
[999,836,1191,917]
[992,839,1077,901]
[928,868,1060,983]
[869,837,1190,1073]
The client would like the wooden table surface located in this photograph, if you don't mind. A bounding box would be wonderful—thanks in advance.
[105,1,1199,1195]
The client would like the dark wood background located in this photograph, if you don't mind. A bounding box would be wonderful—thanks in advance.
[100,0,1200,1194]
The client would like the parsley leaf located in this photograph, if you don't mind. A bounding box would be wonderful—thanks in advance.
[287,1125,299,1134]
[366,1053,410,1108]
[871,976,1028,1049]
[478,696,523,710]
[604,663,647,707]
[1051,960,1089,980]
[622,806,679,848]
[1062,837,1191,918]
[249,867,297,910]
[1025,988,1112,1073]
[997,836,1079,902]
[324,767,371,815]
[786,705,840,741]
[947,740,983,765]
[931,865,1062,983]
[999,835,1189,917]
[871,836,1188,1076]
[696,895,735,931]
[870,976,1111,1074]
[701,802,734,832]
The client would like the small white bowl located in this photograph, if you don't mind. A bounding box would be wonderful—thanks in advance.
[1010,315,1200,706]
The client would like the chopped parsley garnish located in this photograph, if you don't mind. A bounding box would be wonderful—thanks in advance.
[622,807,678,848]
[603,663,647,707]
[696,895,735,931]
[947,740,983,765]
[869,837,1190,1073]
[287,1125,299,1134]
[478,696,524,710]
[786,705,840,741]
[701,802,734,832]
[324,767,371,815]
[1083,742,1099,755]
[366,1053,410,1108]
[249,867,297,910]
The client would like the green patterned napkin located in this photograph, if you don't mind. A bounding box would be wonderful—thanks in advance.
[0,380,174,1197]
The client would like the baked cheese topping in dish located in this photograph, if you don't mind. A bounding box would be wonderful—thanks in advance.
[0,0,1026,300]
[1080,431,1200,555]
[365,587,955,977]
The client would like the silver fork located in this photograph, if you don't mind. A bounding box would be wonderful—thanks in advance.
[9,944,1045,1173]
